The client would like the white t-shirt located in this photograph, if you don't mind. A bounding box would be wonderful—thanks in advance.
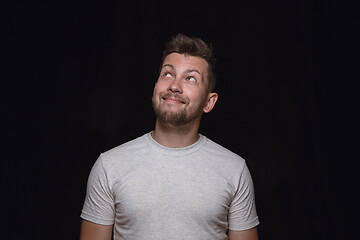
[81,133,259,240]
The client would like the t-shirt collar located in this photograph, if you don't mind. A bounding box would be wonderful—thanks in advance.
[145,131,206,156]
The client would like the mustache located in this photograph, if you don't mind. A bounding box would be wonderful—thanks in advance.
[160,93,189,104]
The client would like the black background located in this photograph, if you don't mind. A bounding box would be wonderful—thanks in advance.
[5,0,358,239]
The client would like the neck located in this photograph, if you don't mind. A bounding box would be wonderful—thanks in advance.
[152,119,200,148]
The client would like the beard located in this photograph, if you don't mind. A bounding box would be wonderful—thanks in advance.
[152,93,205,126]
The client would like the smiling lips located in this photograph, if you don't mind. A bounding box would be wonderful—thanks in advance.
[160,93,188,104]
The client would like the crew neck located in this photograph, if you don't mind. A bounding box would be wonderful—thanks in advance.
[145,131,206,157]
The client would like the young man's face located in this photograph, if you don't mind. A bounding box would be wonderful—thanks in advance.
[152,53,217,126]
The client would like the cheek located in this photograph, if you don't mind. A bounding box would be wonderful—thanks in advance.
[152,82,161,96]
[188,89,207,104]
[154,80,168,94]
[152,81,167,103]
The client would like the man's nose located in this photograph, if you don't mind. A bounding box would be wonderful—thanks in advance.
[168,78,183,94]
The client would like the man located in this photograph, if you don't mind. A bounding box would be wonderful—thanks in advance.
[80,34,259,240]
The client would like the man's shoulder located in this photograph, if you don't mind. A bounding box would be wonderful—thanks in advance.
[100,133,149,161]
[202,136,246,165]
[199,136,249,183]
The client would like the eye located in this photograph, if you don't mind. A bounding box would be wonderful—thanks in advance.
[187,76,197,82]
[163,72,173,78]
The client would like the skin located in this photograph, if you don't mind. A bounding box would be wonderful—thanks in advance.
[228,228,259,240]
[151,53,218,148]
[79,53,258,240]
[79,220,112,240]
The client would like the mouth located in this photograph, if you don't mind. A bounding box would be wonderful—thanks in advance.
[160,94,187,104]
[163,97,185,104]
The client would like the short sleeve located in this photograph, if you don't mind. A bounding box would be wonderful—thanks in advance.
[80,155,115,225]
[228,163,259,230]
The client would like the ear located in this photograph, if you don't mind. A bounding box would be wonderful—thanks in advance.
[203,92,218,113]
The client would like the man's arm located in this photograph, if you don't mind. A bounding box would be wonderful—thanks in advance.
[228,227,259,240]
[79,220,113,240]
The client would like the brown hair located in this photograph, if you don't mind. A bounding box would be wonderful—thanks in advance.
[161,33,216,92]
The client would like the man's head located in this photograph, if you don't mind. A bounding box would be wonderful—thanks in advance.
[152,34,218,128]
[161,34,216,93]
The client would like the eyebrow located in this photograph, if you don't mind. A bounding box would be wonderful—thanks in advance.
[162,64,201,75]
[184,69,201,75]
[162,64,175,70]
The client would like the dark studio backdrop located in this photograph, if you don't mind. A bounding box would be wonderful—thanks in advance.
[5,0,358,239]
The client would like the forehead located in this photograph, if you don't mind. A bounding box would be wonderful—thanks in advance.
[162,53,209,74]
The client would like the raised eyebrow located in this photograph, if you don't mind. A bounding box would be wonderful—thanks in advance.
[162,64,200,74]
[184,69,201,75]
[161,64,175,70]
